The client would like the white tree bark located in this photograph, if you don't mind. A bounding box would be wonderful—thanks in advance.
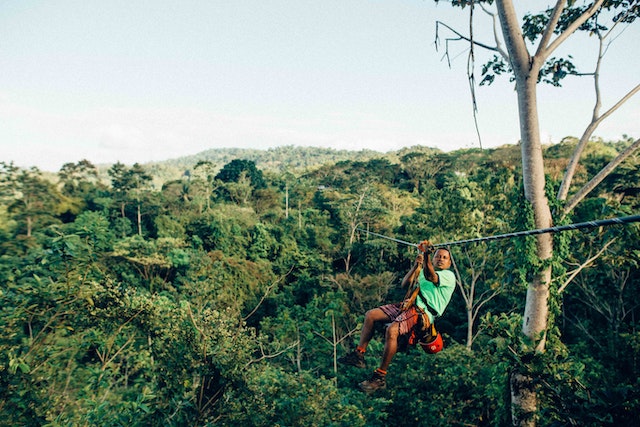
[494,1,602,424]
[496,0,553,348]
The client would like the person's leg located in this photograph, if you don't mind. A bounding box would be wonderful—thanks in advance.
[379,322,400,372]
[359,321,399,393]
[357,307,391,351]
[340,307,391,369]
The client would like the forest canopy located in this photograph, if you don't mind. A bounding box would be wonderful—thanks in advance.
[1,139,639,426]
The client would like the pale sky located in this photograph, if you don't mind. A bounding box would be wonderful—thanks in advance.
[1,0,638,172]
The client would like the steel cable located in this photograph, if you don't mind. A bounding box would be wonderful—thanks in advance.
[357,214,640,248]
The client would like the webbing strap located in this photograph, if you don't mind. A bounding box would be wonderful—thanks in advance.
[417,291,439,317]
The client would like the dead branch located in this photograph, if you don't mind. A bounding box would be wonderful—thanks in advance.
[435,20,499,68]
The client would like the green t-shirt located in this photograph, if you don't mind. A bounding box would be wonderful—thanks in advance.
[415,269,456,317]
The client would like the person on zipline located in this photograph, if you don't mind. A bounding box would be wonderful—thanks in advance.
[338,240,455,393]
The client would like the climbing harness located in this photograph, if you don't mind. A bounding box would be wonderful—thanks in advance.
[399,259,444,354]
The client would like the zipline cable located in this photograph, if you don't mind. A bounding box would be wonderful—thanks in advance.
[355,229,419,248]
[357,214,640,249]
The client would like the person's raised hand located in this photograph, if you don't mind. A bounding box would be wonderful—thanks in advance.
[418,240,435,254]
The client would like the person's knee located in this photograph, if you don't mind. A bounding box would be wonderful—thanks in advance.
[364,308,381,322]
[385,323,400,340]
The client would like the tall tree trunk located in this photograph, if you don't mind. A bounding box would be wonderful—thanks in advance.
[345,189,367,273]
[510,74,553,427]
[516,73,553,352]
[26,215,32,238]
[496,1,554,424]
[285,183,289,219]
[466,302,474,350]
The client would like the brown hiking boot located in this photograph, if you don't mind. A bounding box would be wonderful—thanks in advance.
[358,371,386,394]
[338,350,366,368]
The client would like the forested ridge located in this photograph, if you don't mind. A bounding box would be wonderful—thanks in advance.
[1,138,639,426]
[94,145,402,189]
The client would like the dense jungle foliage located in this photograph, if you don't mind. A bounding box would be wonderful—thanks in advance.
[1,139,639,426]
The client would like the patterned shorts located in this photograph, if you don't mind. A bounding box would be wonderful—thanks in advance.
[379,303,421,336]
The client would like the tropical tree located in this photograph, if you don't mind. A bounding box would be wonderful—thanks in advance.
[57,159,99,197]
[108,162,153,236]
[192,160,221,211]
[215,159,266,189]
[0,163,61,238]
[435,1,639,424]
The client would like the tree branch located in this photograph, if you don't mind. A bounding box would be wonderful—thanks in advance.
[557,238,617,294]
[542,0,606,60]
[562,137,640,216]
[534,0,567,58]
[478,2,509,60]
[471,288,502,325]
[245,341,300,368]
[435,20,500,54]
[312,326,359,346]
[243,265,294,322]
[556,20,640,209]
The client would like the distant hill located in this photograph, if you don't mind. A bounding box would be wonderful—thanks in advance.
[166,145,388,171]
[125,145,443,186]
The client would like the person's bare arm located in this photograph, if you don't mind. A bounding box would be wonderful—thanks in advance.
[401,253,423,288]
[418,240,439,284]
